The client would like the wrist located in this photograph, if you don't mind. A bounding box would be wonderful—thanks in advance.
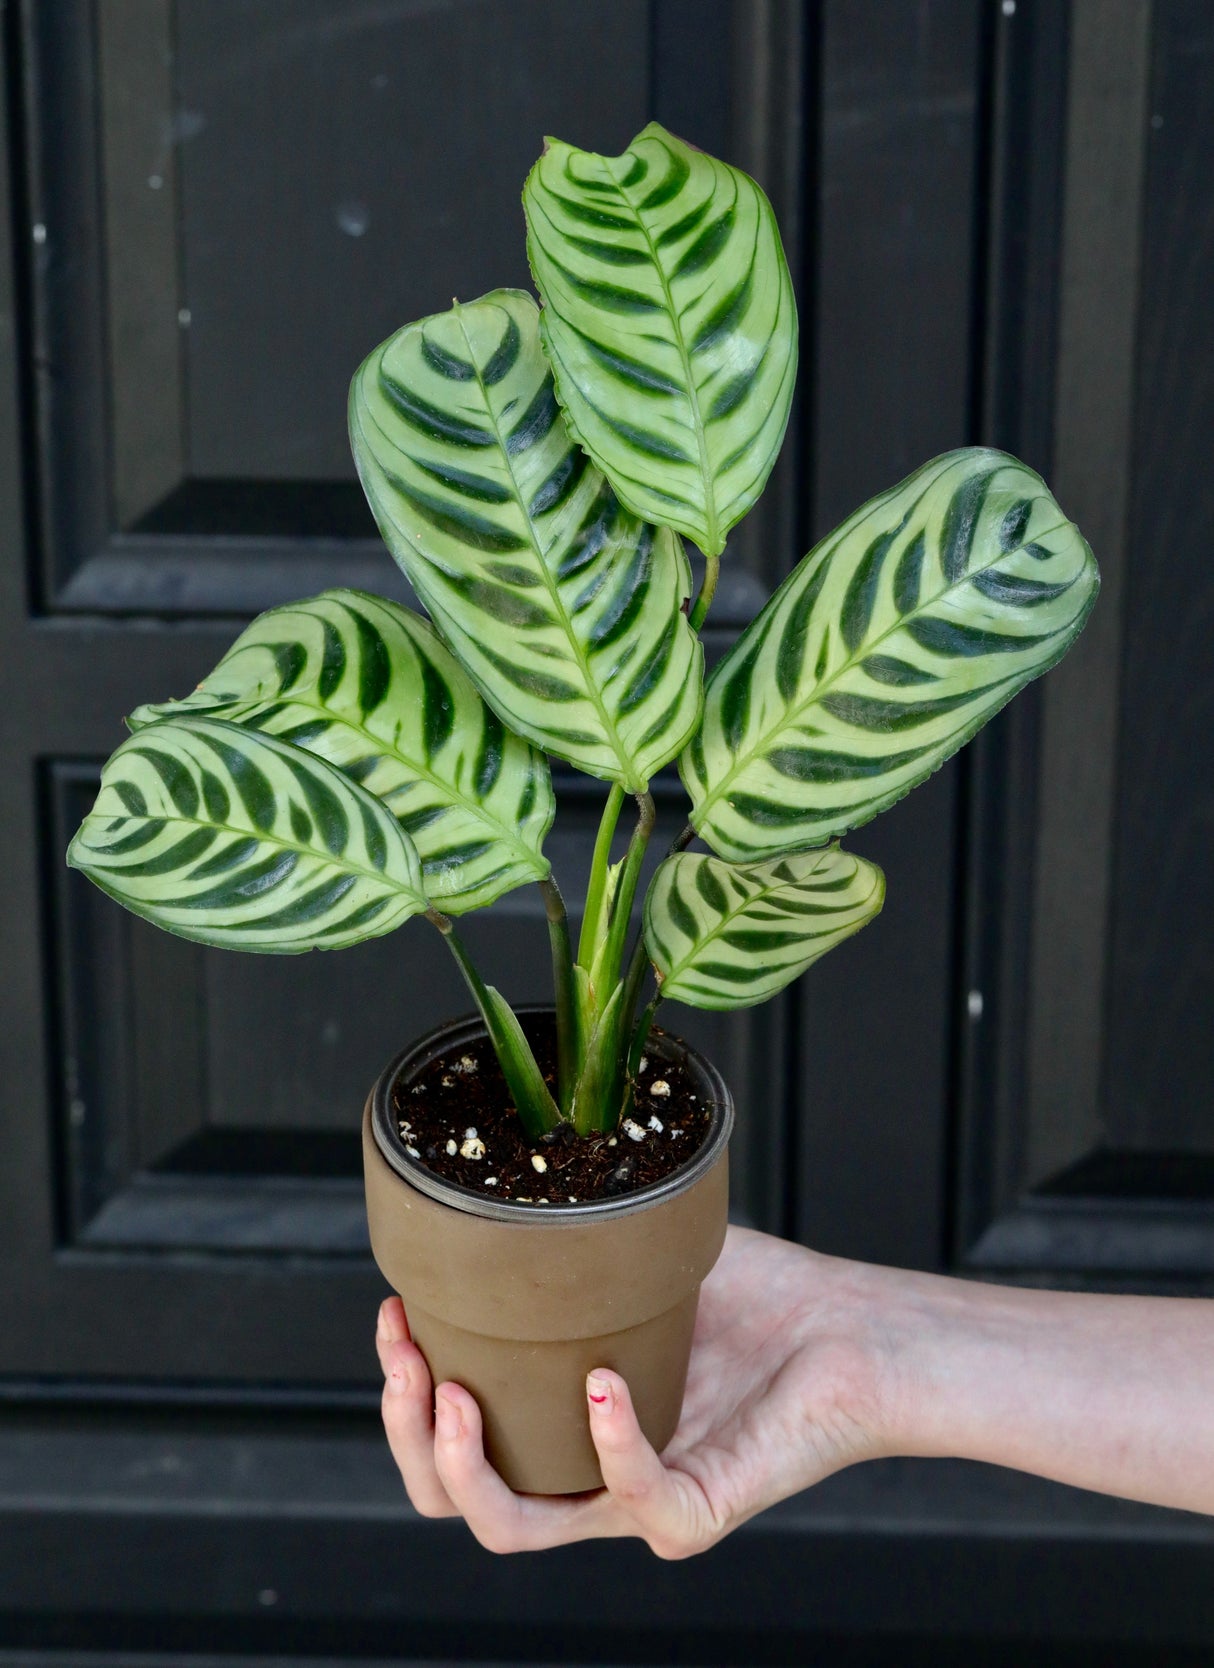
[801,1255,985,1466]
[856,1265,1056,1468]
[783,1246,917,1470]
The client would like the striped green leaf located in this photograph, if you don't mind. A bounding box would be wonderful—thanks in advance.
[350,288,703,793]
[644,847,884,1010]
[67,716,427,952]
[129,590,552,915]
[683,448,1100,860]
[524,122,797,557]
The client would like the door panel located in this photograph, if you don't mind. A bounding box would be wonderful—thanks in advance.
[958,0,1214,1291]
[2,0,803,1386]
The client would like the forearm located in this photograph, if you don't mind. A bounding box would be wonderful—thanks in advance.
[863,1263,1214,1515]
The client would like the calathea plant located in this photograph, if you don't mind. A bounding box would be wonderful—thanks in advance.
[68,123,1099,1154]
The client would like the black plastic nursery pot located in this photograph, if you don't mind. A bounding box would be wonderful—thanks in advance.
[363,1009,733,1494]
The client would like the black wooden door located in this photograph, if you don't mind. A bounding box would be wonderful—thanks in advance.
[1,1,1211,1660]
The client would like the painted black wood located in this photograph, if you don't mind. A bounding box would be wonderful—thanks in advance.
[1,0,1212,1660]
[0,1406,1212,1661]
[791,0,984,1270]
[1102,0,1214,1153]
[0,1,795,1396]
[958,0,1214,1293]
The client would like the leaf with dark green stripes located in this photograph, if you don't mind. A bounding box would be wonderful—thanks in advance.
[129,590,553,915]
[67,716,427,952]
[349,288,703,791]
[682,448,1100,860]
[644,846,884,1010]
[523,122,797,557]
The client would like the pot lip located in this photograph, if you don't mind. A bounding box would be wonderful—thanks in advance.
[370,1006,733,1225]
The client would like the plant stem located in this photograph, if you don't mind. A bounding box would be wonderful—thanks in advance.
[539,874,580,1112]
[616,815,695,1093]
[619,929,653,1051]
[689,554,720,632]
[600,791,656,994]
[578,782,625,970]
[428,907,560,1138]
[628,990,663,1076]
[669,821,697,856]
[428,905,492,1022]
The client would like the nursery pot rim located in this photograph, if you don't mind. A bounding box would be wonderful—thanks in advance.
[370,1005,733,1226]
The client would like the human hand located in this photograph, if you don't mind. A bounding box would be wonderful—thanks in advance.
[375,1224,893,1557]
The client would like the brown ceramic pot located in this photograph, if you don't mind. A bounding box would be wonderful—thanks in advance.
[363,1010,733,1495]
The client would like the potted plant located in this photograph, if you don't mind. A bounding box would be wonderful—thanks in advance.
[67,123,1098,1495]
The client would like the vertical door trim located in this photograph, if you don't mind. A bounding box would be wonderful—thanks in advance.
[1024,0,1151,1185]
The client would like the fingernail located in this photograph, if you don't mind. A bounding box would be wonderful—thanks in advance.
[386,1348,410,1396]
[435,1393,462,1441]
[587,1374,613,1412]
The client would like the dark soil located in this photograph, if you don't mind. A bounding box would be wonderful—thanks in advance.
[388,1018,713,1207]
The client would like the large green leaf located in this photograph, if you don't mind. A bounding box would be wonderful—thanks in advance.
[644,847,884,1011]
[683,448,1100,860]
[129,590,552,915]
[523,122,797,558]
[349,288,703,793]
[67,716,427,952]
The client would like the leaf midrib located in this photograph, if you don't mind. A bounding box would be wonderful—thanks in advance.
[183,654,549,879]
[85,806,425,900]
[603,146,720,556]
[661,852,840,983]
[694,507,1074,819]
[452,302,645,794]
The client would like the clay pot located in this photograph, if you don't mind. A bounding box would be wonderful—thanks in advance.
[363,1010,733,1495]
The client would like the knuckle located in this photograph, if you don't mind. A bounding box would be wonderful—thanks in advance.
[408,1488,450,1519]
[648,1530,704,1562]
[473,1523,519,1556]
[597,1426,638,1458]
[610,1473,654,1507]
[433,1449,481,1506]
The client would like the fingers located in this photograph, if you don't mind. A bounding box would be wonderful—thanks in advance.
[429,1382,538,1550]
[374,1295,410,1377]
[586,1370,715,1559]
[374,1300,713,1557]
[377,1301,457,1519]
[429,1383,614,1553]
[375,1302,592,1546]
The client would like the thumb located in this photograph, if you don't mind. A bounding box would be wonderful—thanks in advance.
[586,1370,705,1555]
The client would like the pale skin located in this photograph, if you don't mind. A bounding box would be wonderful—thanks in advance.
[375,1224,1214,1558]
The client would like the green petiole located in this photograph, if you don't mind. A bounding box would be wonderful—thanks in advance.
[577,782,625,974]
[688,553,720,632]
[539,874,581,1113]
[429,907,561,1139]
[598,792,656,997]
